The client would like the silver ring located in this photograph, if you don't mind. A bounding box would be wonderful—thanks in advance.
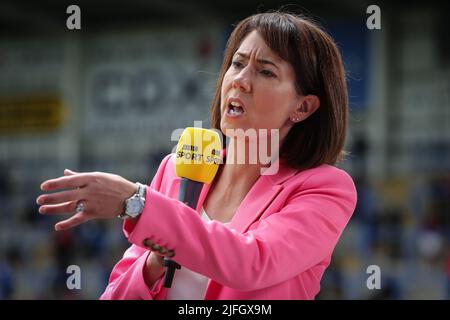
[75,201,85,213]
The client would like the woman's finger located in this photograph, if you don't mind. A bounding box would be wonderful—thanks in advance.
[55,212,92,231]
[40,174,91,191]
[64,169,79,176]
[37,189,80,205]
[39,201,78,215]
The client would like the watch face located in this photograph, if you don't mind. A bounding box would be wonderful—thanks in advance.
[126,196,144,216]
[128,201,140,214]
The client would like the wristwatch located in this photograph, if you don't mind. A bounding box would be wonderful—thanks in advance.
[118,182,146,220]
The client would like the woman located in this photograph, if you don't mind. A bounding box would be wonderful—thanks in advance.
[37,12,357,299]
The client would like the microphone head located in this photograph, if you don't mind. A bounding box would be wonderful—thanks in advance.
[175,127,222,184]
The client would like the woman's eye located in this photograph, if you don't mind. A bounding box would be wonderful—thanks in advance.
[260,69,276,78]
[231,61,244,69]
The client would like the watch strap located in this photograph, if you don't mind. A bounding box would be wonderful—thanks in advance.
[137,182,146,199]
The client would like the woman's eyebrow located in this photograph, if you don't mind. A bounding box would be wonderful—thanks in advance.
[235,52,279,69]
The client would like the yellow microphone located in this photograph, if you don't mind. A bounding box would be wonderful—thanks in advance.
[163,127,222,288]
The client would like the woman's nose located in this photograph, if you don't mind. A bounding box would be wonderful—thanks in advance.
[231,70,251,93]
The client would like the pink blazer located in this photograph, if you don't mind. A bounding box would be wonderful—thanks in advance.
[100,151,357,300]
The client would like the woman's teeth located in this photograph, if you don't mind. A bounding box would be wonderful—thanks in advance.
[227,101,244,116]
[228,106,244,115]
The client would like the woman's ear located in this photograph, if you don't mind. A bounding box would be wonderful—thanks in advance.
[290,95,320,123]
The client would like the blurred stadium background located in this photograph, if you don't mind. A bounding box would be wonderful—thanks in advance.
[0,0,449,299]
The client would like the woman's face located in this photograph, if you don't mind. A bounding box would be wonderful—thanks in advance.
[220,30,302,143]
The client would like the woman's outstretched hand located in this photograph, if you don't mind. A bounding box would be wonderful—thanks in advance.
[37,169,137,231]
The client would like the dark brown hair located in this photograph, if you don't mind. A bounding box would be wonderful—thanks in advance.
[210,12,348,170]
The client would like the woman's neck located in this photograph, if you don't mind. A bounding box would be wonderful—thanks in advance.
[214,139,267,195]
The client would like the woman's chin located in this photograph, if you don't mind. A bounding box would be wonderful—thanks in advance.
[221,122,247,135]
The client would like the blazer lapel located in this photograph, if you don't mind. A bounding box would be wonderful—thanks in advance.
[228,159,298,232]
[229,182,284,233]
[194,152,299,233]
[195,182,213,213]
[202,159,299,300]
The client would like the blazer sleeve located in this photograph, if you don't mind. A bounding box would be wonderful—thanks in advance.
[124,166,357,291]
[99,153,172,300]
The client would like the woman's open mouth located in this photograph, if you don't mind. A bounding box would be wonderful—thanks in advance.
[225,100,245,118]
